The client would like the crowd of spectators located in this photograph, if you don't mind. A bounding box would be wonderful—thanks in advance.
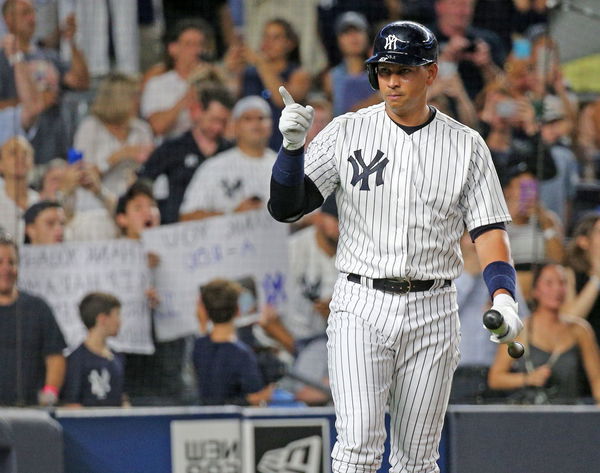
[1,0,600,408]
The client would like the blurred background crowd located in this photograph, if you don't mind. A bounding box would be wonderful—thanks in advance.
[1,0,600,409]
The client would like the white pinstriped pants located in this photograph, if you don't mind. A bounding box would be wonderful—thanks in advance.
[327,274,461,473]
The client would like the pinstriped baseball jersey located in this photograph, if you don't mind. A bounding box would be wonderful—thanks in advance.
[305,103,511,279]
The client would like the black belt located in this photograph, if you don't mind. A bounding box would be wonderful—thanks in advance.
[347,273,450,294]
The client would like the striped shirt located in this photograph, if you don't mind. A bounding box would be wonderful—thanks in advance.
[305,104,511,280]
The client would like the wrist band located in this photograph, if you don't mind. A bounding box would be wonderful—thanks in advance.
[483,261,516,299]
[42,385,59,396]
[590,275,600,290]
[272,146,305,186]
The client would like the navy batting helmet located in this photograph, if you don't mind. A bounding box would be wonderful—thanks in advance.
[365,21,438,90]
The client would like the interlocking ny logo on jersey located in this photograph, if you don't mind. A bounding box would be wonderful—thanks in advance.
[348,149,389,191]
[257,435,321,473]
[221,178,243,198]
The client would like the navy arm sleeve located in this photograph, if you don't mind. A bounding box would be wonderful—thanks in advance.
[268,147,325,222]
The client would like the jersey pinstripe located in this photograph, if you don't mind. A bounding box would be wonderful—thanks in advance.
[304,103,511,280]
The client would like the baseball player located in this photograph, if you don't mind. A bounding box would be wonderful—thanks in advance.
[268,21,523,473]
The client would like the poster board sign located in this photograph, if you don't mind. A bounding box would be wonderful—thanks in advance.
[142,210,289,341]
[18,239,154,354]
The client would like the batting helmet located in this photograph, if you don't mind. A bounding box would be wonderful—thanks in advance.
[365,21,438,90]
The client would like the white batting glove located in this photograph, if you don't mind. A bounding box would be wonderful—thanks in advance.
[487,293,524,344]
[278,86,314,151]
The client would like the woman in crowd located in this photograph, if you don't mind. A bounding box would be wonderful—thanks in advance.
[564,213,600,343]
[74,73,154,204]
[488,263,600,404]
[227,18,310,150]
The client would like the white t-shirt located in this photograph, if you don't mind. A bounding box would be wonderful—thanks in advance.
[140,70,191,139]
[179,147,276,215]
[0,183,39,244]
[74,115,154,199]
[283,225,338,341]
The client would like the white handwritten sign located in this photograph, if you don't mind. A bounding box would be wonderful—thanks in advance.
[18,239,154,354]
[142,210,289,342]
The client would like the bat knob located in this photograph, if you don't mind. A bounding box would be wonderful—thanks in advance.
[508,342,525,359]
[483,309,502,330]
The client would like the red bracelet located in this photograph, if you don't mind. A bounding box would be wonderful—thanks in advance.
[42,385,59,396]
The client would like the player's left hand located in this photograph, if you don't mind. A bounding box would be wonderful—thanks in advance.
[278,86,314,151]
[486,293,523,344]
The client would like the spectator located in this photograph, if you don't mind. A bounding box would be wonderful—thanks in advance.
[60,0,139,77]
[1,0,89,164]
[0,33,41,139]
[0,136,39,241]
[282,196,338,353]
[242,0,327,76]
[61,292,126,407]
[162,0,234,59]
[323,12,380,117]
[114,181,187,405]
[539,95,580,228]
[450,231,530,403]
[564,213,600,344]
[23,200,65,244]
[140,19,214,140]
[577,98,600,181]
[138,81,235,224]
[502,162,564,299]
[179,96,274,221]
[488,263,600,405]
[0,233,66,406]
[234,18,310,150]
[429,0,507,99]
[286,336,331,406]
[428,62,478,129]
[193,278,274,405]
[74,73,154,205]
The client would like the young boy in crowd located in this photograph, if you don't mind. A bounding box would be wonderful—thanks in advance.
[24,200,66,244]
[194,279,274,406]
[62,292,125,407]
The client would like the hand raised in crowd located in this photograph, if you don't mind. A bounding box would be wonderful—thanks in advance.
[59,163,83,195]
[439,35,471,63]
[223,41,246,75]
[147,251,160,269]
[145,287,161,309]
[61,13,77,43]
[465,40,493,68]
[525,365,552,387]
[78,163,102,194]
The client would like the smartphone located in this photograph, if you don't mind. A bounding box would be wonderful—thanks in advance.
[67,148,83,165]
[496,99,517,118]
[519,178,538,214]
[512,37,531,60]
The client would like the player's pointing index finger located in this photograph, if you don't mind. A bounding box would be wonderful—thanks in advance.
[279,86,295,106]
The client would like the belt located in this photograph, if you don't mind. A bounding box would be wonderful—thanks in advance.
[347,273,450,294]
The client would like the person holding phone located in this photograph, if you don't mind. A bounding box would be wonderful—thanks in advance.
[502,162,565,299]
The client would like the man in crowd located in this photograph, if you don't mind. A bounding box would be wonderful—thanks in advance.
[0,233,66,406]
[23,200,65,244]
[179,96,274,221]
[0,0,89,163]
[138,81,234,224]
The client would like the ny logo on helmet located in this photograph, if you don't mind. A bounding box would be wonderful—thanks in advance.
[384,34,408,51]
[348,149,389,191]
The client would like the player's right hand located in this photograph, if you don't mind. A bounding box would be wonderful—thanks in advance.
[278,86,314,151]
[487,293,524,344]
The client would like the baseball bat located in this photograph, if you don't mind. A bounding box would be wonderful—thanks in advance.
[483,309,525,359]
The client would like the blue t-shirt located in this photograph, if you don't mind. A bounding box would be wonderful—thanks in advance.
[192,335,264,405]
[62,344,124,407]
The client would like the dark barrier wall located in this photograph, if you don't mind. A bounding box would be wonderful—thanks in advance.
[0,409,63,473]
[447,405,600,473]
